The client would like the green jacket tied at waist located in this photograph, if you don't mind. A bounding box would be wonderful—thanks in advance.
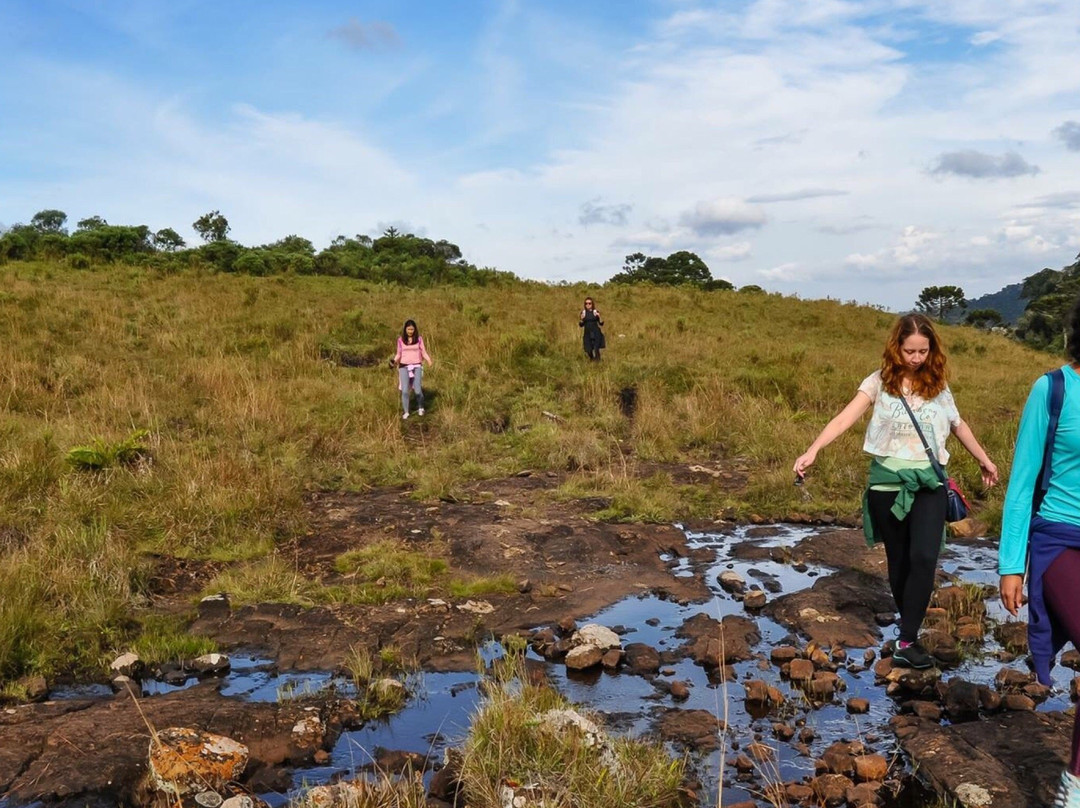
[861,459,944,548]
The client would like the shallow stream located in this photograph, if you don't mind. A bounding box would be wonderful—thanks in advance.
[47,523,1078,806]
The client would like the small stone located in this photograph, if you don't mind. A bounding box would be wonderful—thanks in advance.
[789,658,815,682]
[110,652,143,679]
[733,754,755,773]
[771,646,799,665]
[744,590,767,610]
[19,675,49,702]
[571,624,620,651]
[197,593,231,619]
[785,782,815,803]
[846,697,870,714]
[565,645,603,670]
[910,700,943,721]
[811,773,854,805]
[1062,650,1080,671]
[1002,693,1036,711]
[978,686,1002,712]
[191,653,231,675]
[670,680,690,700]
[718,571,746,594]
[600,648,622,669]
[853,754,888,782]
[773,722,795,741]
[863,648,876,665]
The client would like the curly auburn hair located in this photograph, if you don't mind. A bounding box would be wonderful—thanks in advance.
[880,313,948,399]
[1067,294,1080,364]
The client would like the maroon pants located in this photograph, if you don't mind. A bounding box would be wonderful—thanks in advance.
[1043,547,1080,775]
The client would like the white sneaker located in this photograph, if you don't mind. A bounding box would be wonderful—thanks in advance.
[418,408,425,416]
[402,412,409,420]
[1053,770,1080,808]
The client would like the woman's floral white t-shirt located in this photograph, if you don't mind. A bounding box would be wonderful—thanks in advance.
[858,371,961,464]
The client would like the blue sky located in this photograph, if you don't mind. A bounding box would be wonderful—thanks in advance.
[2,0,1080,307]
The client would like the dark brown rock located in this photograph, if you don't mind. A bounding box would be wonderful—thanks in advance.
[810,773,854,806]
[655,708,724,753]
[847,697,870,714]
[623,643,660,675]
[1002,694,1036,711]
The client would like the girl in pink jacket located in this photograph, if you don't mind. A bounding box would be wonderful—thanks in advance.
[395,319,432,419]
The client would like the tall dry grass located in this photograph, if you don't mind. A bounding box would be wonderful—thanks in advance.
[0,262,1052,684]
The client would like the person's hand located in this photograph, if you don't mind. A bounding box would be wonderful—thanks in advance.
[1000,574,1024,616]
[979,459,999,488]
[793,449,818,479]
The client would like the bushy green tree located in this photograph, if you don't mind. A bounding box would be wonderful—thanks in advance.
[965,308,1005,329]
[31,209,68,234]
[152,228,185,252]
[193,210,230,243]
[76,216,108,231]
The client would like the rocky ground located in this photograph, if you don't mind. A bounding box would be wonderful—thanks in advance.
[0,469,1076,807]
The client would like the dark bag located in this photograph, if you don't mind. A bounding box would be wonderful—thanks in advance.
[898,395,969,522]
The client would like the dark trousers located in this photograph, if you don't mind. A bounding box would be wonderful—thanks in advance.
[1044,548,1080,774]
[867,487,947,644]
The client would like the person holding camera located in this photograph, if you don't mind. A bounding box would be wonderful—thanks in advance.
[579,297,605,361]
[793,313,997,669]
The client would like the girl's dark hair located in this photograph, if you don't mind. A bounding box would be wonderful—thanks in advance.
[401,319,419,344]
[880,313,948,399]
[1068,294,1080,363]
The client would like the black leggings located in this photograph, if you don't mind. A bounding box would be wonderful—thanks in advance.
[867,487,947,644]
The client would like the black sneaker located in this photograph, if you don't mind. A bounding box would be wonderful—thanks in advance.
[892,642,933,670]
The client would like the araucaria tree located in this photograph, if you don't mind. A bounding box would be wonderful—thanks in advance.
[916,285,966,320]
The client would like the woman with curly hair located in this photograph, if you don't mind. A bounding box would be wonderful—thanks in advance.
[999,294,1080,806]
[793,313,998,669]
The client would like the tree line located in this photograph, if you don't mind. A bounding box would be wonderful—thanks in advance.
[0,209,516,288]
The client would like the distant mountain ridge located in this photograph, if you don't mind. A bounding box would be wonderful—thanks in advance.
[951,282,1026,324]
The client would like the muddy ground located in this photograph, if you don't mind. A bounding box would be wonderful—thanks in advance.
[0,469,1075,807]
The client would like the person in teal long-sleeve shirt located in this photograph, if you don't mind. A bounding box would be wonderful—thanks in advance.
[998,366,1080,575]
[998,294,1080,807]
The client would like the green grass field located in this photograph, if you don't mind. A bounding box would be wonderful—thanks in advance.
[0,262,1055,686]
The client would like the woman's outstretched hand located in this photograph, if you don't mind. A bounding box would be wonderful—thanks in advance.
[979,459,999,488]
[1000,574,1024,616]
[793,449,817,479]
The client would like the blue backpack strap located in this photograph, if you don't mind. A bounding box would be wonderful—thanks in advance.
[1034,368,1066,511]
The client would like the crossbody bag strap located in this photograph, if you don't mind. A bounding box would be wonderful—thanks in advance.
[898,394,948,484]
[1034,367,1066,511]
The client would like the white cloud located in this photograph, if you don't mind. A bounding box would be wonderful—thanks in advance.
[708,242,753,262]
[678,198,768,236]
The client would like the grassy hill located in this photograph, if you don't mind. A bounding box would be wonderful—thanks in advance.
[0,262,1058,687]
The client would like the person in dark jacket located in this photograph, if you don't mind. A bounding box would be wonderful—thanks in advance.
[579,297,605,361]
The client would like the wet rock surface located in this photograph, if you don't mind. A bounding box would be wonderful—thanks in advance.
[892,710,1074,807]
[0,682,358,805]
[765,568,894,648]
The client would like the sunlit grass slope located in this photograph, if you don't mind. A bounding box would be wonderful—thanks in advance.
[0,262,1052,684]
